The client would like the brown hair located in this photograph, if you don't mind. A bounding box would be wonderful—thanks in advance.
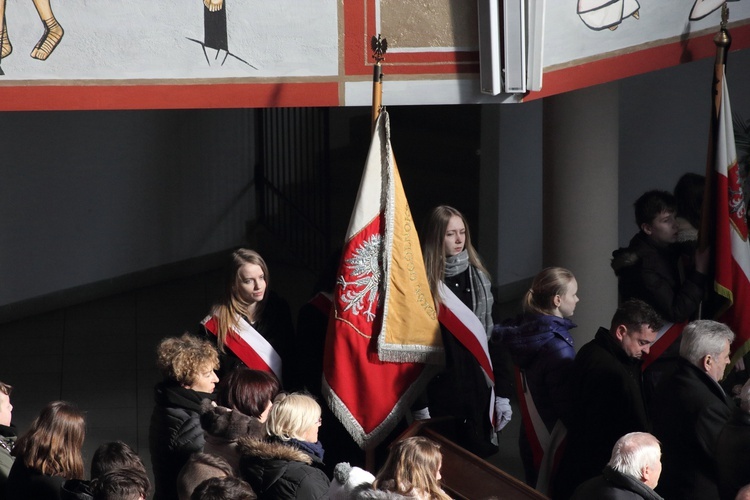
[0,381,12,396]
[523,267,576,315]
[422,206,490,307]
[156,333,219,386]
[213,249,270,352]
[373,436,451,500]
[12,401,86,479]
[216,367,280,419]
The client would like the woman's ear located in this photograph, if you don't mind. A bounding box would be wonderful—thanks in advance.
[553,294,562,308]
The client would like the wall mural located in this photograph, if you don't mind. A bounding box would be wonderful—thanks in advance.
[0,0,748,109]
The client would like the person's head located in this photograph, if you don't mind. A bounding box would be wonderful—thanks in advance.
[736,483,750,500]
[608,432,662,489]
[0,381,13,427]
[674,173,705,230]
[91,468,151,500]
[12,401,86,479]
[91,441,147,480]
[373,436,450,500]
[265,392,322,444]
[156,333,219,393]
[679,320,735,382]
[191,476,257,500]
[228,249,270,311]
[177,453,235,500]
[423,206,489,301]
[523,267,578,318]
[610,299,663,360]
[634,190,678,246]
[216,367,280,422]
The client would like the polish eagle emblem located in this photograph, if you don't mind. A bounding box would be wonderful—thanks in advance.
[337,234,382,321]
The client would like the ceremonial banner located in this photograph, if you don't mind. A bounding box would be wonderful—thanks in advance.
[201,315,282,380]
[711,70,750,363]
[322,110,441,449]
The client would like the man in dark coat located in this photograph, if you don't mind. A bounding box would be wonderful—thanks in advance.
[611,190,708,324]
[571,432,664,500]
[717,380,750,500]
[651,320,735,500]
[553,299,662,499]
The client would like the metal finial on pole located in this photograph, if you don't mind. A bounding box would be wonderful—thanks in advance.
[371,34,388,131]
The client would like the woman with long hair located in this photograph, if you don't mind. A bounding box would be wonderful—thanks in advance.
[373,436,451,500]
[200,368,280,473]
[421,205,501,457]
[238,392,329,499]
[150,333,220,500]
[199,248,293,382]
[495,266,578,490]
[6,401,85,500]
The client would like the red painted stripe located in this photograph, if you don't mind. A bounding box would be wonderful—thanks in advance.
[526,24,750,101]
[0,81,340,111]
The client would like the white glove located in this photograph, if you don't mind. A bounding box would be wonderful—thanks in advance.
[411,407,431,421]
[494,397,512,432]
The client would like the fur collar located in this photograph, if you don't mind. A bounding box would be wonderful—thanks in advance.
[200,401,265,440]
[237,436,313,465]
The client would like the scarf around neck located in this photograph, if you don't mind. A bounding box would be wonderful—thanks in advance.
[444,250,494,338]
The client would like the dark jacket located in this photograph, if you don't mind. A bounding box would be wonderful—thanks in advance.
[200,400,265,474]
[0,423,16,496]
[496,314,576,430]
[571,466,664,500]
[149,381,212,500]
[717,409,750,500]
[652,358,734,500]
[6,460,66,500]
[554,327,650,499]
[238,437,330,499]
[60,479,94,500]
[611,232,706,323]
[199,290,295,381]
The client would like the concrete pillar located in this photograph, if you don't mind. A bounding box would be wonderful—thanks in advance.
[542,83,620,348]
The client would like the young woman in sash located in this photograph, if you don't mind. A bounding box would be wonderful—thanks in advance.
[200,249,294,383]
[420,205,507,458]
[495,267,578,490]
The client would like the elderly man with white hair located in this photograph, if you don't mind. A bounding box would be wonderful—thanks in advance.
[716,378,750,500]
[651,319,735,500]
[571,432,664,499]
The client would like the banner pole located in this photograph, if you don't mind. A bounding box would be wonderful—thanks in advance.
[371,34,387,131]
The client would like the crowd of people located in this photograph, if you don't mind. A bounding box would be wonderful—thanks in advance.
[0,187,748,500]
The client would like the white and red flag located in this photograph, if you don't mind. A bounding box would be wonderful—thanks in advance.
[710,69,750,363]
[322,110,442,449]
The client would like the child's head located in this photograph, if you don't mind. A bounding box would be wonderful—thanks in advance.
[634,190,678,246]
[374,437,450,500]
[523,267,578,318]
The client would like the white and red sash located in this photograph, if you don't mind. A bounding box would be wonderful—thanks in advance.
[514,367,566,495]
[202,315,282,380]
[437,282,496,425]
[641,321,686,370]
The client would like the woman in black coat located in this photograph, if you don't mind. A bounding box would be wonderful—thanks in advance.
[239,392,329,499]
[149,333,220,500]
[6,401,86,500]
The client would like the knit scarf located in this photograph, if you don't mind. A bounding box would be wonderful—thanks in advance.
[288,437,325,462]
[444,250,494,338]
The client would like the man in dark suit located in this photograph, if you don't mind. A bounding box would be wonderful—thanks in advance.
[553,299,663,499]
[651,320,735,500]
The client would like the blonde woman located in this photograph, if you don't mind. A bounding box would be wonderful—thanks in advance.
[238,393,329,499]
[150,334,220,500]
[200,248,293,381]
[496,267,578,489]
[373,436,451,500]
